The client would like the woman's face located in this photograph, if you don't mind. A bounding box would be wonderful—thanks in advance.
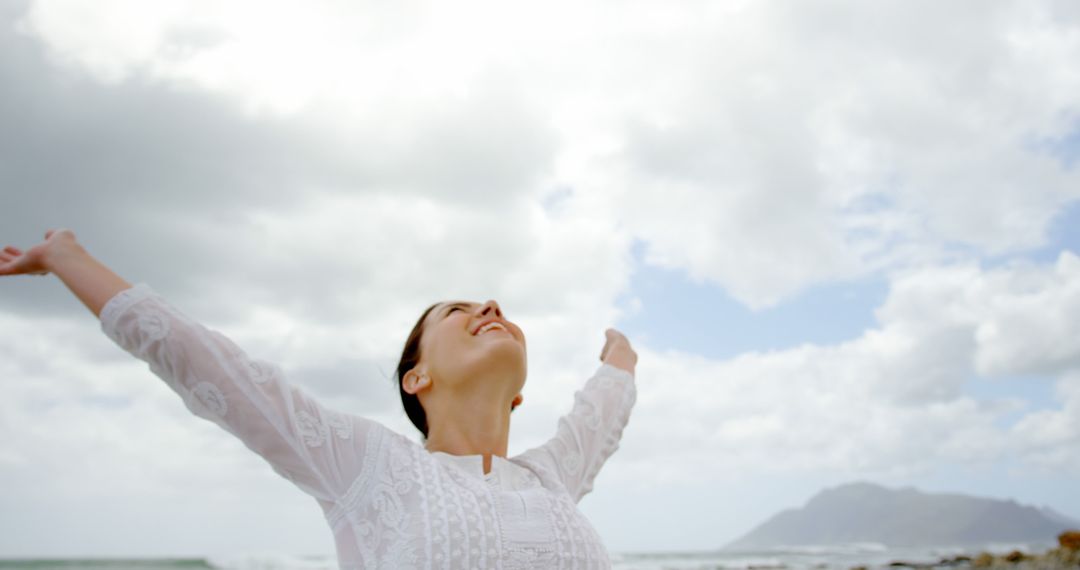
[415,299,527,402]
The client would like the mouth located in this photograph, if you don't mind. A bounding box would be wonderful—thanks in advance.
[473,321,510,336]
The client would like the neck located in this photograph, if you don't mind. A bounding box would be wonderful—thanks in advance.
[424,394,512,475]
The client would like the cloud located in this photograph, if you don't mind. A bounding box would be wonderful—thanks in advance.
[14,0,1080,310]
[602,1,1080,307]
[0,7,561,322]
[1011,371,1080,473]
[613,252,1080,485]
[970,256,1080,377]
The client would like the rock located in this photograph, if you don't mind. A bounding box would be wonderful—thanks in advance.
[841,532,1079,570]
[1060,530,1080,551]
[1047,545,1080,566]
[886,562,938,569]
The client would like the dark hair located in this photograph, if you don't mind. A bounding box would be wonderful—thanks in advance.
[397,302,440,440]
[396,301,521,440]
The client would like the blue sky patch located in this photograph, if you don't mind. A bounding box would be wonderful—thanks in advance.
[616,240,888,359]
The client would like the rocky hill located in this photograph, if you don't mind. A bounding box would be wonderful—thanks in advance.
[726,482,1080,550]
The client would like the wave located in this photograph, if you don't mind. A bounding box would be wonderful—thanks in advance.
[0,560,214,570]
[205,554,336,570]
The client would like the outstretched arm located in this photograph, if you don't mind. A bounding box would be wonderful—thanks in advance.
[0,228,131,317]
[515,328,639,503]
[2,229,386,503]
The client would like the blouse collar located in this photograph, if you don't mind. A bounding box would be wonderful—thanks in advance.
[429,450,541,492]
[429,450,498,479]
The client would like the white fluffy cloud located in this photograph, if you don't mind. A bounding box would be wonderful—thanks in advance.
[1012,372,1080,472]
[20,0,1080,308]
[614,252,1080,485]
[602,1,1080,307]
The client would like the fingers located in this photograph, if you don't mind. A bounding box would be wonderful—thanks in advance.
[0,261,21,276]
[2,247,24,269]
[605,328,628,343]
[0,245,45,277]
[0,248,20,265]
[45,228,74,241]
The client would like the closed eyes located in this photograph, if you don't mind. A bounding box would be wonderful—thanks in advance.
[443,303,472,318]
[442,301,503,321]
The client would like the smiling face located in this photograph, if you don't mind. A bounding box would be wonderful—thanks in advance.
[404,299,527,420]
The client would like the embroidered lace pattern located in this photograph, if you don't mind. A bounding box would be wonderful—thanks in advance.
[100,283,637,569]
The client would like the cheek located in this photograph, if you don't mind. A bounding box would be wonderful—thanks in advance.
[428,325,473,358]
[425,339,463,374]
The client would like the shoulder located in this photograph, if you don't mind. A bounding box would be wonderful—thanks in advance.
[509,451,573,497]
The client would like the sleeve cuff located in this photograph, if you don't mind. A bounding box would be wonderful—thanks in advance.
[597,362,634,382]
[99,283,156,334]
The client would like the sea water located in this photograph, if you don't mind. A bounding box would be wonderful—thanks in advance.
[0,542,1060,570]
[612,541,1058,569]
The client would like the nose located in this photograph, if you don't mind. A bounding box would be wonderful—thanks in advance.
[477,300,503,319]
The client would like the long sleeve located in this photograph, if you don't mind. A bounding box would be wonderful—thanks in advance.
[99,283,384,503]
[515,363,637,504]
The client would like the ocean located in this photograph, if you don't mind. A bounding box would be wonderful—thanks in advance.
[0,542,1060,570]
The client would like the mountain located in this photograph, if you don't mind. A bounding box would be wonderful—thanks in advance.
[725,482,1080,550]
[1041,506,1080,528]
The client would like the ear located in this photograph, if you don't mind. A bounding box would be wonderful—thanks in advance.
[403,368,432,396]
[511,393,523,411]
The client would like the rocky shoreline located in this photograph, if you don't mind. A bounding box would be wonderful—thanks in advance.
[851,531,1080,570]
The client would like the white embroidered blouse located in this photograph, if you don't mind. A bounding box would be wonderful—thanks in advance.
[99,283,637,569]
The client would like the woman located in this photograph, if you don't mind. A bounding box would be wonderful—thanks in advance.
[0,228,639,569]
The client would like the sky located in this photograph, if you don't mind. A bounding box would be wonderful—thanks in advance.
[1,0,1079,558]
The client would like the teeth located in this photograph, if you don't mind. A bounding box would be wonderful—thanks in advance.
[476,322,507,335]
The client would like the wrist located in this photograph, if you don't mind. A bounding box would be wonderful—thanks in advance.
[42,237,88,273]
[602,355,636,376]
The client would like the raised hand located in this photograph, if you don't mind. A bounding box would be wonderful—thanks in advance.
[0,228,78,277]
[599,328,637,374]
[0,229,131,317]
